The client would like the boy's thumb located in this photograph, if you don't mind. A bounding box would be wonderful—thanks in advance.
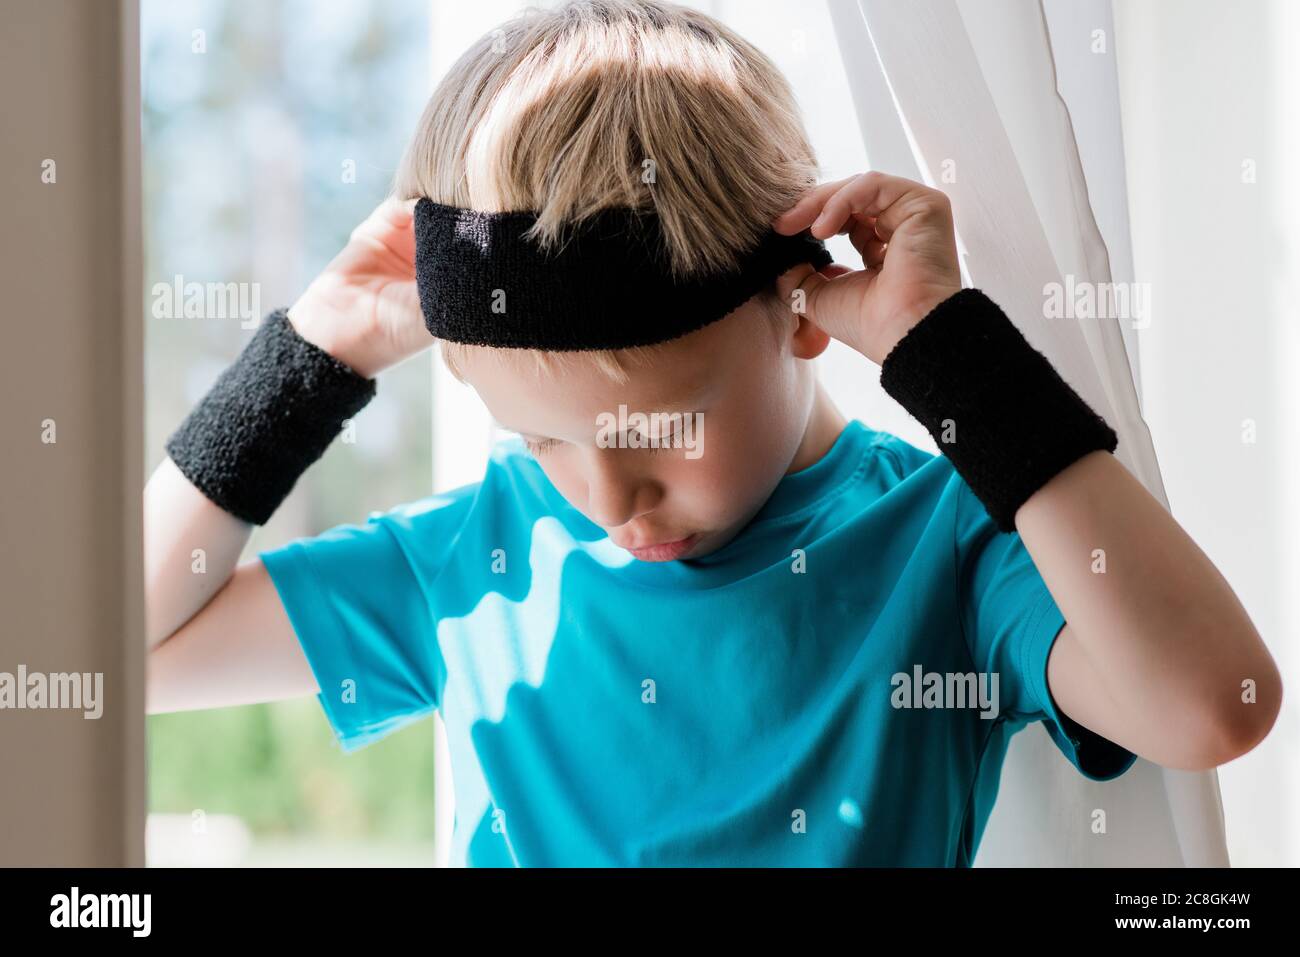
[776,261,859,324]
[775,261,833,304]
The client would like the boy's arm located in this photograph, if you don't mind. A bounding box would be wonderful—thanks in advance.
[141,303,366,710]
[146,198,432,711]
[146,554,317,714]
[144,297,378,654]
[143,368,337,713]
[144,455,255,652]
[774,171,1282,772]
[1017,449,1280,770]
[143,302,377,656]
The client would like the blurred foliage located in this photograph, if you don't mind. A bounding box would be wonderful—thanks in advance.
[147,702,437,840]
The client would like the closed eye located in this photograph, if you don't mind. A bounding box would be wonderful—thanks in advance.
[640,425,680,452]
[522,425,685,456]
[649,416,694,449]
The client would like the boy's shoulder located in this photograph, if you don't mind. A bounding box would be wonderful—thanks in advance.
[860,423,940,477]
[849,422,994,536]
[859,423,1035,547]
[382,433,575,543]
[385,432,549,523]
[849,421,955,505]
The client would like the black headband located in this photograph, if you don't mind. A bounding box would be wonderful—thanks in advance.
[413,197,833,351]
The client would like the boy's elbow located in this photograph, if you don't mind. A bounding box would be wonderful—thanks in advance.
[1201,656,1283,769]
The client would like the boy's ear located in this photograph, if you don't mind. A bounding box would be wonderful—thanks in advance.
[777,262,850,360]
[791,312,832,360]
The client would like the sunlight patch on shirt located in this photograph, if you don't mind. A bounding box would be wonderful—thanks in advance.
[434,515,631,865]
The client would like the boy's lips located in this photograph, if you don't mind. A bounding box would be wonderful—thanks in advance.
[614,532,700,562]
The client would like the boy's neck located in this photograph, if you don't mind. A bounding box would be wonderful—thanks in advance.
[786,381,849,475]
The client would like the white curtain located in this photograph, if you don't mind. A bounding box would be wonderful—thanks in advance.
[825,0,1229,866]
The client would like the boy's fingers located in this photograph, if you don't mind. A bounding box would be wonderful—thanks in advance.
[776,172,947,248]
[812,171,936,242]
[850,216,887,269]
[806,180,860,239]
[810,174,895,237]
[382,195,418,225]
[771,176,857,234]
[350,197,419,266]
[848,218,878,257]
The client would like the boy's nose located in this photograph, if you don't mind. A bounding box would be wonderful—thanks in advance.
[583,455,661,529]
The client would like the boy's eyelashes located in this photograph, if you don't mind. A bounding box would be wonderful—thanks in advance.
[521,427,683,456]
[523,435,563,456]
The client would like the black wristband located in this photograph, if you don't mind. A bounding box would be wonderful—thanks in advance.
[878,288,1117,532]
[164,306,377,525]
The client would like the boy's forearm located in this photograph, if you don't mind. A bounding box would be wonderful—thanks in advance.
[1014,448,1282,751]
[146,306,379,652]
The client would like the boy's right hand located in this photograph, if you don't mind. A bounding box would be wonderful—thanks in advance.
[287,196,430,379]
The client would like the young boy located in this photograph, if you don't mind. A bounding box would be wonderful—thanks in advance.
[145,0,1280,867]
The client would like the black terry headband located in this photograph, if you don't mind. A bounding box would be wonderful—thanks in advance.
[413,197,834,351]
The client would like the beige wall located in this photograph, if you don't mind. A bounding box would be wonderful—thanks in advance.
[0,0,144,866]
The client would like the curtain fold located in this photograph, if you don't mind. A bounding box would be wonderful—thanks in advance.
[828,0,1229,866]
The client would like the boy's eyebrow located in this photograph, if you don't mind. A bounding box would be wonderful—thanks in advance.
[636,375,717,410]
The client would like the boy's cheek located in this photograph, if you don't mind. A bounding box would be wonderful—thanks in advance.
[677,444,777,517]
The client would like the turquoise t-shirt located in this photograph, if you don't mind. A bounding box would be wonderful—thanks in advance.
[258,418,1136,866]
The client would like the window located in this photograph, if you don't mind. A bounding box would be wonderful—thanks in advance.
[142,0,437,867]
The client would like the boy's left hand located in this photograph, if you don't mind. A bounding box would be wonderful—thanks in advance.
[772,172,963,365]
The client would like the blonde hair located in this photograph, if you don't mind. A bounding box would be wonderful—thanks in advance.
[393,0,822,385]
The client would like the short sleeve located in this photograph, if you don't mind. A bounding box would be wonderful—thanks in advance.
[258,485,478,753]
[954,480,1137,782]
